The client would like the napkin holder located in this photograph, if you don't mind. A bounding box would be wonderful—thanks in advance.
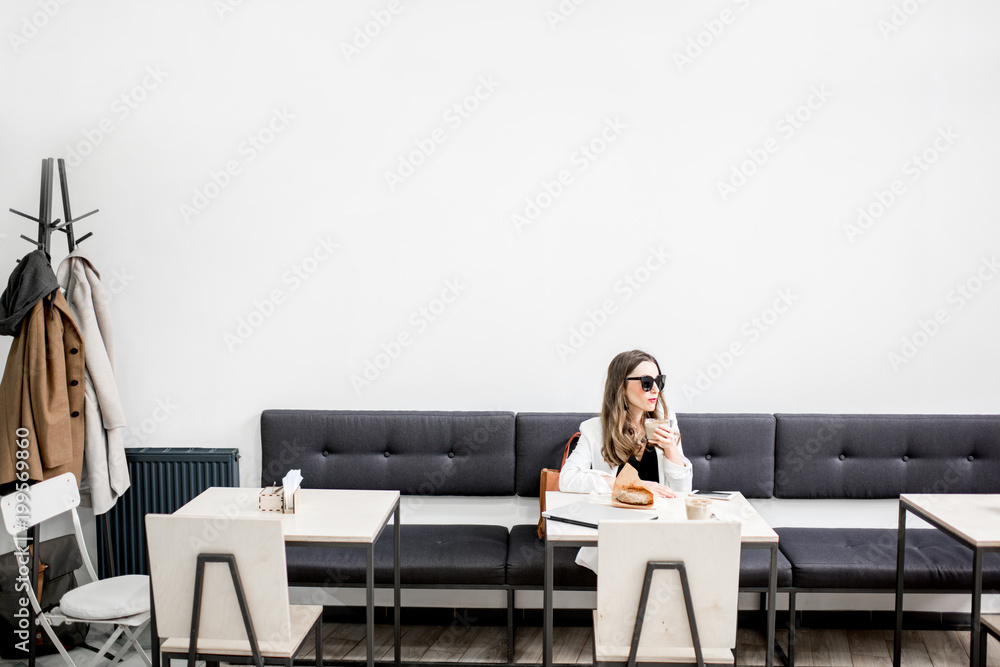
[283,488,299,514]
[259,485,299,513]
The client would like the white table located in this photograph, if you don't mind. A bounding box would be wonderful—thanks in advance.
[543,491,780,667]
[171,487,401,667]
[893,494,1000,667]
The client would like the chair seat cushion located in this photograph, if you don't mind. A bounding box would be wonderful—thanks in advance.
[506,524,598,588]
[738,547,793,588]
[286,524,508,586]
[777,527,1000,589]
[59,574,150,620]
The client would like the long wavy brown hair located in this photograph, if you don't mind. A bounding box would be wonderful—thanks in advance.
[599,349,667,467]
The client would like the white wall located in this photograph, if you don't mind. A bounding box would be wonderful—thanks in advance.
[2,0,999,489]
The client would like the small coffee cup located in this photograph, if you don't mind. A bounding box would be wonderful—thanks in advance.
[644,418,675,441]
[685,496,712,520]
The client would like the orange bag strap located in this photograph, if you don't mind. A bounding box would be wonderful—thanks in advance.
[560,432,581,469]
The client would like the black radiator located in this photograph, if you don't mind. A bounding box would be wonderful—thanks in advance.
[96,447,240,577]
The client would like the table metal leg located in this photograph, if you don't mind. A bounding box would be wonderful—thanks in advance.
[893,503,907,667]
[366,544,375,667]
[394,506,401,667]
[970,547,984,667]
[766,543,777,667]
[787,590,796,667]
[507,587,515,665]
[543,534,553,667]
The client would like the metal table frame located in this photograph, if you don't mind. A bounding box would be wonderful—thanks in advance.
[893,497,1000,667]
[542,525,780,667]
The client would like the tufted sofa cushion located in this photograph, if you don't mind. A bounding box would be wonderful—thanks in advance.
[506,524,597,588]
[738,548,794,588]
[514,412,775,499]
[777,527,1000,589]
[261,410,516,495]
[286,524,509,586]
[507,524,791,589]
[774,414,1000,499]
[514,413,595,496]
[676,413,776,499]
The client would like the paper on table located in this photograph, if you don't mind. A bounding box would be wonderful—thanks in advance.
[283,469,303,507]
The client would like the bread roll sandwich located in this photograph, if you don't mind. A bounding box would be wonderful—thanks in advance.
[612,463,653,506]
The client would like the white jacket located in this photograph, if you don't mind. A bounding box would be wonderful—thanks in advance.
[559,413,693,494]
[57,252,130,515]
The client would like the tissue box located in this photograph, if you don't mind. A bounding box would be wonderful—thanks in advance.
[259,486,284,512]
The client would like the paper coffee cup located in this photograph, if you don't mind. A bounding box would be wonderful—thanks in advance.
[685,496,712,520]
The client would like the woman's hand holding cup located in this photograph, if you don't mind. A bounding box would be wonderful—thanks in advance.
[644,418,679,453]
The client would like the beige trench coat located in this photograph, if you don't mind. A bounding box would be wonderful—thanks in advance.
[57,252,130,514]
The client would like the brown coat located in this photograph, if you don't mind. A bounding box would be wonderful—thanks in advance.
[0,290,86,486]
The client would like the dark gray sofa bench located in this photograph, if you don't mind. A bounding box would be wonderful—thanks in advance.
[773,414,1000,665]
[261,409,515,585]
[259,409,1000,666]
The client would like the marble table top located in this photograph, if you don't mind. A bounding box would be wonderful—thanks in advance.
[901,494,1000,548]
[544,490,778,543]
[175,487,399,543]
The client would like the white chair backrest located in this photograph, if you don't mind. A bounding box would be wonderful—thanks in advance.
[596,519,741,663]
[0,473,80,535]
[0,473,97,585]
[145,514,292,645]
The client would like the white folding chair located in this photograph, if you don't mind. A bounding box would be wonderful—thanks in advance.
[0,473,151,667]
[594,519,742,667]
[145,513,322,667]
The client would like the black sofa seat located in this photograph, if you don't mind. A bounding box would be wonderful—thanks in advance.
[739,547,793,588]
[507,524,792,589]
[506,524,597,588]
[777,527,1000,590]
[286,524,509,587]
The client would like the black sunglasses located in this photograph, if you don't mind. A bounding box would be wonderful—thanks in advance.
[626,375,666,392]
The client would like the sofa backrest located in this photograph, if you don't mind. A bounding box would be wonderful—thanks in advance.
[260,410,516,495]
[513,412,775,499]
[514,412,595,496]
[774,414,1000,498]
[677,413,775,499]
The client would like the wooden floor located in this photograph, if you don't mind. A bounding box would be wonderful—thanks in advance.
[297,624,1000,666]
